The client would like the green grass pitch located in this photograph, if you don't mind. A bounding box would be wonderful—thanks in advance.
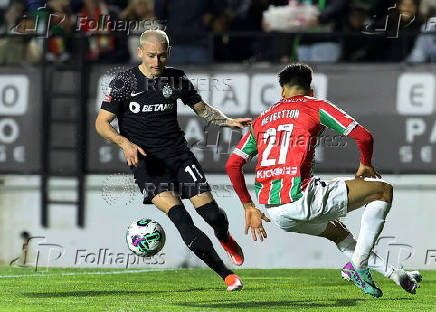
[0,267,434,312]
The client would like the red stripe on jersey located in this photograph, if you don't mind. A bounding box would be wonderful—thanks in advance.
[280,178,292,203]
[259,181,272,204]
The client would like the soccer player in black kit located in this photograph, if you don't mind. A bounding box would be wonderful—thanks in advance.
[95,30,250,291]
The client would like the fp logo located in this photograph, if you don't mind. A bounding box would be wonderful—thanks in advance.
[10,236,65,272]
[362,4,415,38]
[372,236,414,272]
[10,3,66,38]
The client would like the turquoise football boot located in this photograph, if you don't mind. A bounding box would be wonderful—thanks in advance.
[342,261,383,298]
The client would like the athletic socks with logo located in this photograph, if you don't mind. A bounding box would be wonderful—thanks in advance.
[167,204,233,279]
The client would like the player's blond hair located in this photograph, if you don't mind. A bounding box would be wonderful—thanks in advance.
[139,30,169,49]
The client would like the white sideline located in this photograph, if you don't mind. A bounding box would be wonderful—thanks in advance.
[0,268,172,279]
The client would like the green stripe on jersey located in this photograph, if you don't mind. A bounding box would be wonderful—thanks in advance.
[290,176,303,201]
[319,109,346,135]
[269,179,282,204]
[254,182,263,201]
[241,126,258,157]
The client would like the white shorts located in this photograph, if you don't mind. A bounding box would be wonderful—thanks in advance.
[266,177,348,236]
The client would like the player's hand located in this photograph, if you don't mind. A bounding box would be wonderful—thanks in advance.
[226,118,252,129]
[121,140,146,166]
[355,162,381,179]
[243,202,270,242]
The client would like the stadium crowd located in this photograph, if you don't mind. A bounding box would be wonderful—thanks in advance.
[0,0,435,64]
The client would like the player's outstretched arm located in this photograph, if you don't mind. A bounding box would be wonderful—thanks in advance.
[95,109,146,166]
[192,101,251,129]
[226,148,270,242]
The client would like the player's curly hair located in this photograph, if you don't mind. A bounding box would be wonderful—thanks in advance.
[278,63,313,91]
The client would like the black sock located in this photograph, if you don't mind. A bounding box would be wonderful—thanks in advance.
[196,201,229,242]
[167,204,233,279]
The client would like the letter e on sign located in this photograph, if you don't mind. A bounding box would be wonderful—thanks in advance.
[397,73,434,115]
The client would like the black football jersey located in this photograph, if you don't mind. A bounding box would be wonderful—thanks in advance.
[101,66,202,157]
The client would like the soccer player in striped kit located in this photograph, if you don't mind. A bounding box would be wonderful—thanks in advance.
[226,63,422,298]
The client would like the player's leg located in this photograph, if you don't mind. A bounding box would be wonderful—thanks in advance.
[318,220,421,294]
[132,156,240,291]
[319,220,393,277]
[190,192,229,242]
[345,178,393,270]
[178,151,244,268]
[190,191,244,266]
[329,178,393,297]
[152,191,240,290]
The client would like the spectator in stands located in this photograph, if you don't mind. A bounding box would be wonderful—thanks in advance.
[36,0,72,62]
[155,0,228,64]
[296,0,348,62]
[383,0,422,62]
[75,0,128,62]
[106,0,129,16]
[408,15,436,62]
[341,3,374,61]
[419,0,436,21]
[222,0,287,62]
[76,0,114,60]
[70,0,129,14]
[119,0,155,62]
[120,0,154,21]
[306,0,349,31]
[0,1,42,64]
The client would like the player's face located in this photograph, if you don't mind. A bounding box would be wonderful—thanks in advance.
[138,41,170,78]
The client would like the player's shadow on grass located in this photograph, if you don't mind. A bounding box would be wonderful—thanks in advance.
[23,288,221,298]
[177,298,367,309]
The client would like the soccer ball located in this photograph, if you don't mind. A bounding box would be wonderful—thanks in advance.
[126,218,166,257]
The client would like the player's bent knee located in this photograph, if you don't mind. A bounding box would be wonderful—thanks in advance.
[379,182,393,203]
[319,221,350,244]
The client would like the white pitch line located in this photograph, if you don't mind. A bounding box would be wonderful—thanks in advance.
[0,268,173,279]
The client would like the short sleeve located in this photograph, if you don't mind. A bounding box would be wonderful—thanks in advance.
[232,126,258,159]
[100,75,125,115]
[179,73,202,107]
[319,100,358,136]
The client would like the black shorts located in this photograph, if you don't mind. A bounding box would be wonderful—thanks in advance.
[131,150,211,204]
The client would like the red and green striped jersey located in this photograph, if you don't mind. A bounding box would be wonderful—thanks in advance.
[232,95,357,204]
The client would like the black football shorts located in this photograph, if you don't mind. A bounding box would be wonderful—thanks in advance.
[130,151,211,204]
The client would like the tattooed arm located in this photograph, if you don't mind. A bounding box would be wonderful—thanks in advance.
[192,101,251,129]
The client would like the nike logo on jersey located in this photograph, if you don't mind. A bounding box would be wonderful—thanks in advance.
[130,91,145,97]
